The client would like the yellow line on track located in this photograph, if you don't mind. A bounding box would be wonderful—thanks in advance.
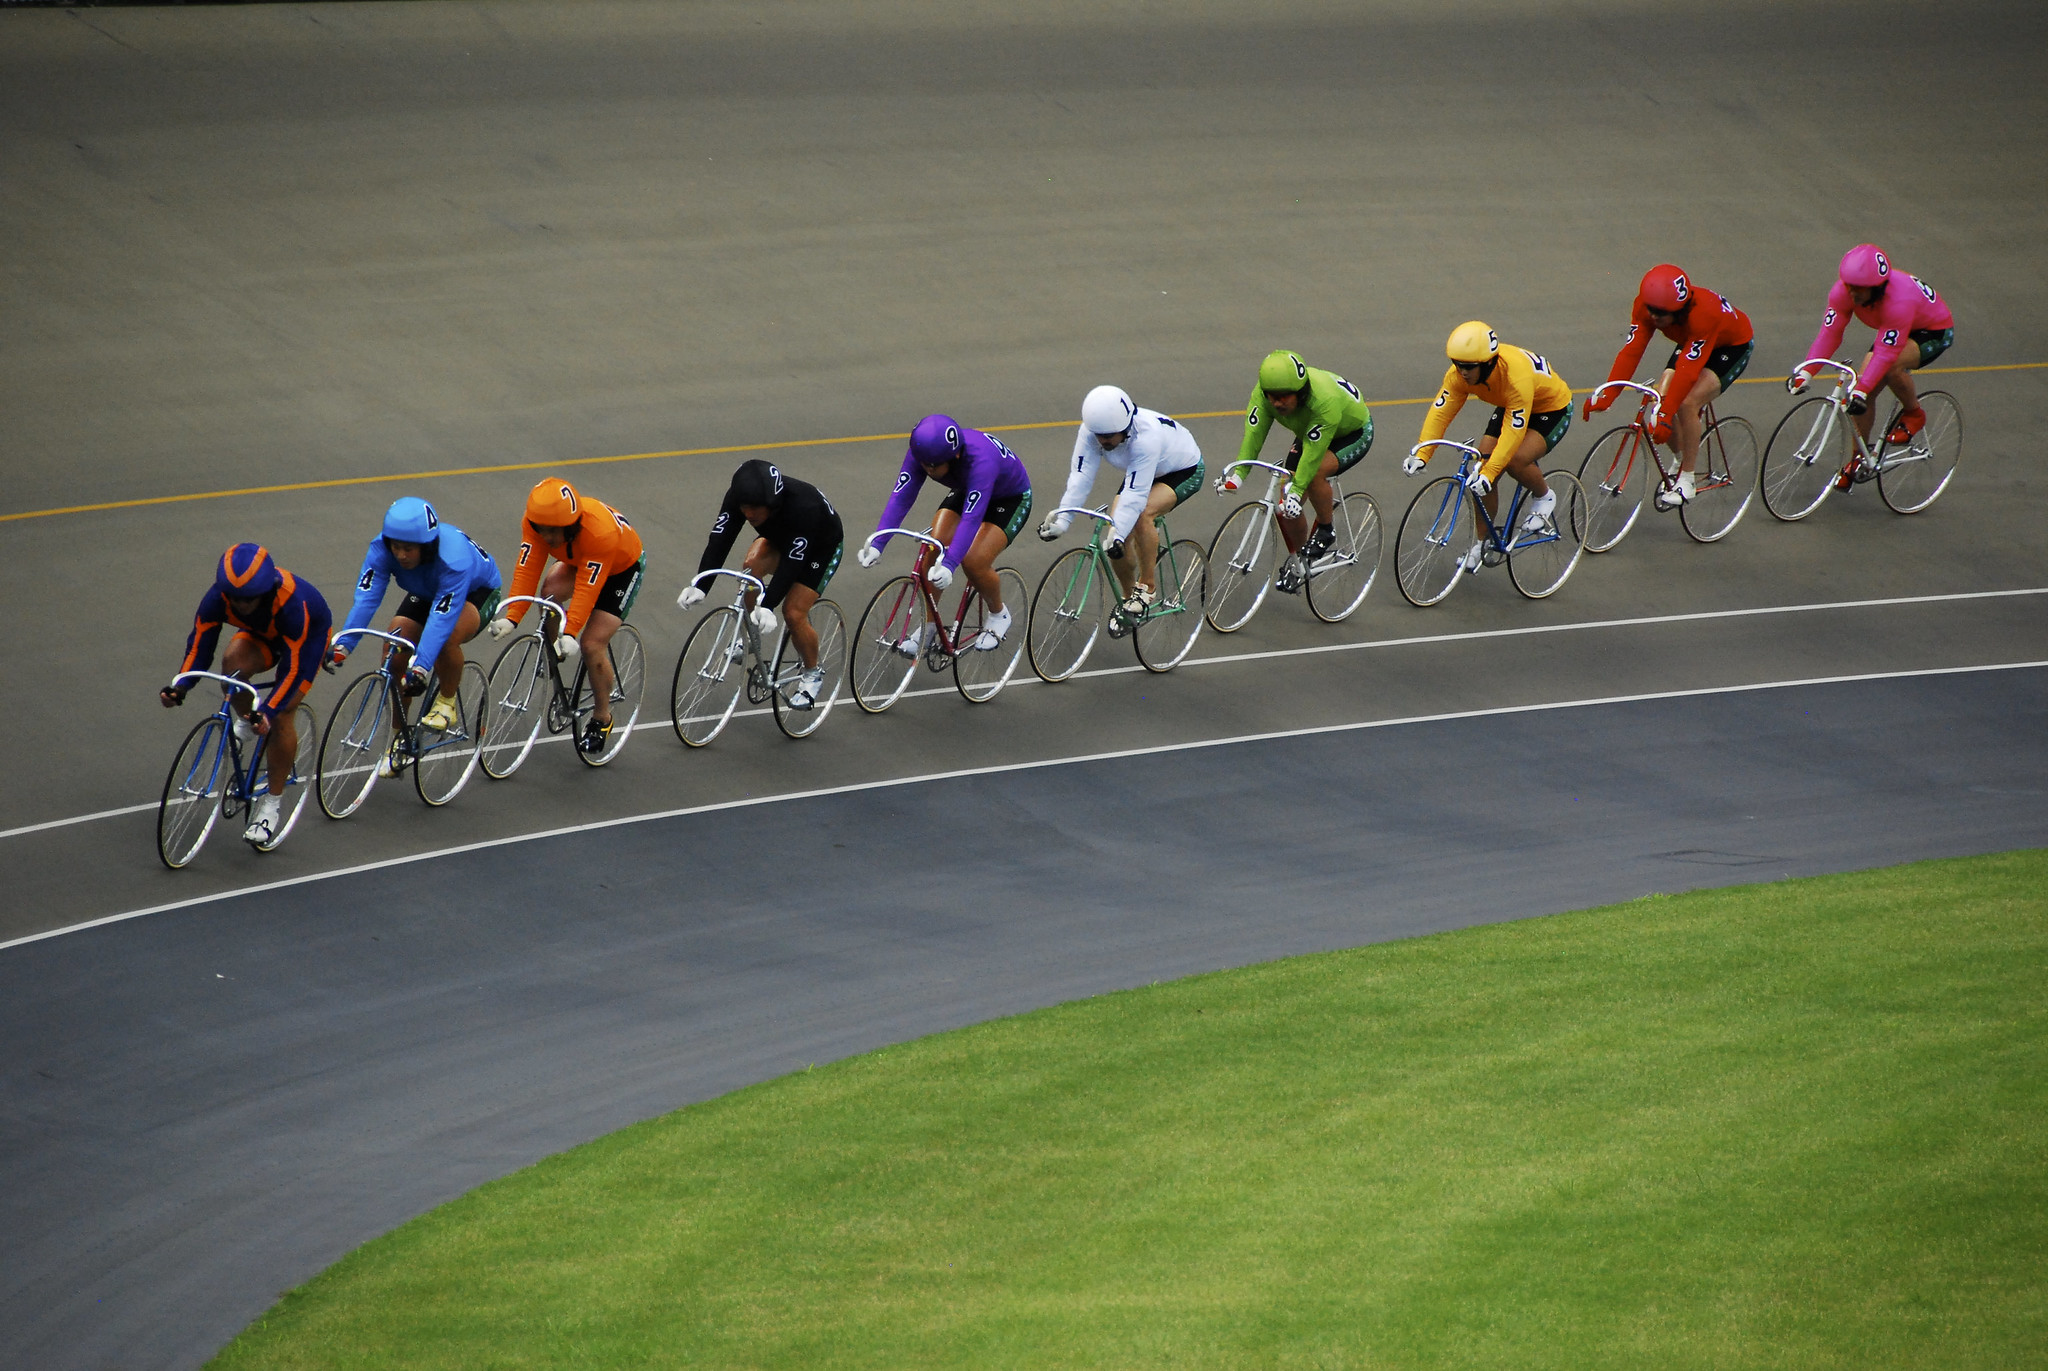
[6,361,2039,526]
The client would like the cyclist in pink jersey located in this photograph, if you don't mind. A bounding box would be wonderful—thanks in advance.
[1789,243,1954,448]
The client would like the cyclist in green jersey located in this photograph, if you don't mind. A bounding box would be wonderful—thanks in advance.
[1228,349,1376,592]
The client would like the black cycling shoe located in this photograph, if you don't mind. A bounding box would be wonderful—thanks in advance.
[578,716,613,755]
[1303,524,1336,560]
[1274,554,1307,594]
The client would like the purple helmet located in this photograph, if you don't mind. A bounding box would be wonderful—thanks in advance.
[1838,244,1890,289]
[910,414,964,468]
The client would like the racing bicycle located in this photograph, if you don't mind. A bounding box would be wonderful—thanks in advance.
[157,671,316,868]
[1204,458,1381,632]
[479,594,648,775]
[1761,357,1963,521]
[316,626,487,816]
[848,529,1028,711]
[1577,380,1759,551]
[1395,440,1587,606]
[1027,505,1206,681]
[670,569,847,745]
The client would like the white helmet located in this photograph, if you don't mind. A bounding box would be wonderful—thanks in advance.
[1081,384,1137,438]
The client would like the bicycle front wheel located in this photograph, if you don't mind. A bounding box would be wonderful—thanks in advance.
[415,660,489,805]
[671,608,745,747]
[1508,471,1587,600]
[1878,389,1962,515]
[259,701,320,850]
[572,624,645,768]
[1396,477,1470,608]
[1305,491,1381,623]
[771,599,846,739]
[1682,415,1760,543]
[1135,538,1207,672]
[1029,547,1108,682]
[1762,396,1848,521]
[1576,425,1652,553]
[1203,501,1277,633]
[850,576,924,713]
[158,715,229,869]
[318,672,393,819]
[479,635,548,779]
[952,567,1029,703]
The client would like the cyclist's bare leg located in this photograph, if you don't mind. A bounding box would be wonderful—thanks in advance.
[579,610,623,723]
[429,604,482,697]
[779,583,820,669]
[222,634,294,796]
[1277,455,1341,554]
[1849,348,1921,445]
[1657,366,1723,473]
[1115,483,1183,595]
[1475,432,1551,525]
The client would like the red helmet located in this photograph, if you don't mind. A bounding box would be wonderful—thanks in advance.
[1640,264,1692,314]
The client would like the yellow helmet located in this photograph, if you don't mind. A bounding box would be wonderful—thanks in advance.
[1446,321,1500,365]
[525,477,582,529]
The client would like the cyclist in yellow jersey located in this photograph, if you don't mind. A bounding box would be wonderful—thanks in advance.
[1406,322,1574,572]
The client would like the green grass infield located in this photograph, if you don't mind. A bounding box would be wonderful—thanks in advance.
[214,850,2048,1368]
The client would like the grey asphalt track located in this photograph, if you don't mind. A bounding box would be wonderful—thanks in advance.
[2,0,2045,1365]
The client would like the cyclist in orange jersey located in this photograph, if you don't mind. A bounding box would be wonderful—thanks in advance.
[487,478,646,756]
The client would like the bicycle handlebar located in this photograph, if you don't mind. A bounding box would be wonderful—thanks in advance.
[1049,504,1115,524]
[690,567,767,595]
[1801,357,1859,386]
[334,627,415,651]
[1409,439,1479,461]
[497,594,565,622]
[1587,379,1665,427]
[1222,459,1290,479]
[172,670,260,704]
[864,527,947,556]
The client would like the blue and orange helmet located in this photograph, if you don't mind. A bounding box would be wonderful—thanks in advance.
[216,543,282,600]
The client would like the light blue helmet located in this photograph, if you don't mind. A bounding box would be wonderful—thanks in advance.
[381,496,440,545]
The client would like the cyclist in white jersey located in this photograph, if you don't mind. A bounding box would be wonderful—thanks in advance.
[1038,386,1206,620]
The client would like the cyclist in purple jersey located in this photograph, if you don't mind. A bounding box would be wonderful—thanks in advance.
[858,413,1033,644]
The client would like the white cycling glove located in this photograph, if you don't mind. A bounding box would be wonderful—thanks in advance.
[1279,492,1303,519]
[1465,470,1493,497]
[1785,369,1811,396]
[677,585,706,610]
[927,562,955,591]
[1038,514,1071,541]
[856,544,882,569]
[747,605,778,636]
[1402,454,1427,476]
[555,634,580,661]
[486,617,513,639]
[1216,470,1242,494]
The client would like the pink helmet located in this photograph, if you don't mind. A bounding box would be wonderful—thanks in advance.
[1839,244,1890,289]
[1640,264,1691,313]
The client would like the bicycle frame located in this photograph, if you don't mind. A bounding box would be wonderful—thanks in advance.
[1791,358,1883,468]
[683,566,815,705]
[169,670,270,814]
[1043,504,1192,629]
[862,527,980,657]
[494,594,577,713]
[1218,457,1357,523]
[1405,440,1558,562]
[332,626,430,763]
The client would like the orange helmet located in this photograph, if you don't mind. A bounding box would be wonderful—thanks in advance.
[525,478,582,529]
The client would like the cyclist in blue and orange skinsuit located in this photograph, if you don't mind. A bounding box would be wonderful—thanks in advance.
[160,543,333,846]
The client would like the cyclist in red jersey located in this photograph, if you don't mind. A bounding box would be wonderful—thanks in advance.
[1586,264,1755,510]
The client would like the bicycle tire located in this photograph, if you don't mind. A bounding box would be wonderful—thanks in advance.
[1028,547,1108,683]
[1576,424,1652,553]
[771,599,846,739]
[1877,390,1962,515]
[317,671,393,819]
[850,575,924,714]
[1395,476,1470,608]
[571,624,645,767]
[479,634,549,780]
[952,567,1028,703]
[1507,471,1587,600]
[1305,491,1381,623]
[1135,538,1207,672]
[1203,500,1276,633]
[252,701,321,851]
[414,660,489,804]
[671,608,745,747]
[1681,415,1759,543]
[1761,395,1848,521]
[157,714,229,869]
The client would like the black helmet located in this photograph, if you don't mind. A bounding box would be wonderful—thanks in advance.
[731,459,786,509]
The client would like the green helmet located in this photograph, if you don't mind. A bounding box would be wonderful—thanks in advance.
[1258,349,1310,394]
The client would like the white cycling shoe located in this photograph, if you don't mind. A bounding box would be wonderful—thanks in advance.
[242,793,283,847]
[1520,490,1559,532]
[1654,474,1696,511]
[377,739,405,778]
[974,606,1013,651]
[1457,541,1486,574]
[894,624,926,659]
[788,666,827,710]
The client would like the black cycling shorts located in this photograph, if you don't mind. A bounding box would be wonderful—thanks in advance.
[592,557,645,621]
[1484,406,1572,451]
[1665,340,1754,391]
[397,581,498,626]
[938,487,1034,543]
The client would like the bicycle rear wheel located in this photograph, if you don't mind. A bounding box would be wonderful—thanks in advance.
[256,701,320,850]
[1761,396,1848,521]
[850,576,924,713]
[157,715,229,869]
[1576,424,1651,553]
[1878,390,1962,515]
[671,608,745,747]
[1305,491,1381,623]
[771,599,846,739]
[1507,471,1586,599]
[1681,415,1759,543]
[414,660,489,804]
[318,672,392,819]
[952,567,1029,703]
[1135,538,1207,672]
[1203,500,1277,632]
[1396,477,1470,607]
[479,635,548,779]
[572,624,645,767]
[1028,548,1107,683]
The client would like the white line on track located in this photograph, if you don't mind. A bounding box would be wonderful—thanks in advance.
[6,656,2043,955]
[8,585,2042,845]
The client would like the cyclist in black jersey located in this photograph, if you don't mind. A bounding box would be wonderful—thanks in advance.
[679,459,845,709]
